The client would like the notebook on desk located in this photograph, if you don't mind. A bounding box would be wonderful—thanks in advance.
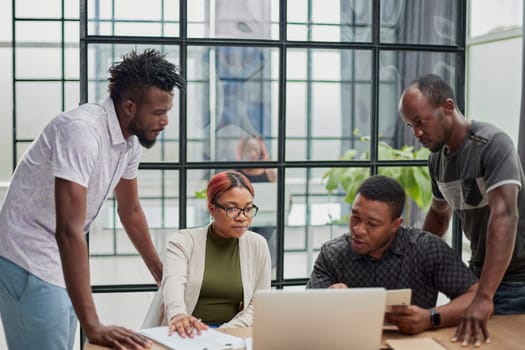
[252,288,386,350]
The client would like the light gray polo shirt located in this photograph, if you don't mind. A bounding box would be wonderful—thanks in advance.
[0,97,142,287]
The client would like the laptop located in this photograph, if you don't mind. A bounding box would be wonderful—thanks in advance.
[252,288,386,350]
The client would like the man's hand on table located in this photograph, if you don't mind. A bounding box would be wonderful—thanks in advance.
[86,323,153,349]
[451,297,492,347]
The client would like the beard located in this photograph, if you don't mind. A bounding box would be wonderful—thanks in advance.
[129,120,157,149]
[136,131,157,149]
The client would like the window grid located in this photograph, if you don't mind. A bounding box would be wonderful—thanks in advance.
[11,1,467,345]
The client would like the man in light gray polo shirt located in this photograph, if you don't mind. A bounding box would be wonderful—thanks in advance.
[0,49,185,349]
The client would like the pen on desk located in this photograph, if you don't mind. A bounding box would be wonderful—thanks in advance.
[202,344,233,350]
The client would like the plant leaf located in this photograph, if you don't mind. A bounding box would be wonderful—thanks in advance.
[323,167,346,192]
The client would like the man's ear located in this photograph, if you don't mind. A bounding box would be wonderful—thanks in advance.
[392,216,403,232]
[441,98,456,113]
[122,98,136,117]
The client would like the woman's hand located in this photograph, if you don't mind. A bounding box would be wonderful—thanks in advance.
[168,313,209,338]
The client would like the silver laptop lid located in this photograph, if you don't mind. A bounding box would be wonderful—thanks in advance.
[253,288,386,350]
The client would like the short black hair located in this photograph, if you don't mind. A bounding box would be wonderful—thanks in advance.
[108,49,185,103]
[408,73,456,108]
[356,175,405,219]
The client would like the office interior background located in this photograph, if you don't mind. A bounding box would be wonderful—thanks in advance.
[0,0,523,348]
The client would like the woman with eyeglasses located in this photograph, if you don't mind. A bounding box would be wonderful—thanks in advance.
[161,170,271,338]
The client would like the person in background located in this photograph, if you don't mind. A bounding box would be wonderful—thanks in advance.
[307,175,478,336]
[0,49,184,349]
[399,74,525,346]
[162,171,271,338]
[236,135,277,182]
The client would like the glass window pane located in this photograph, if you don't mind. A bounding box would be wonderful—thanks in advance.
[64,20,80,52]
[16,82,62,140]
[470,0,522,37]
[114,22,163,37]
[187,46,279,162]
[64,81,80,111]
[0,46,12,180]
[88,0,179,37]
[186,169,212,228]
[15,0,62,18]
[89,170,179,262]
[380,0,458,45]
[93,292,154,328]
[286,49,372,161]
[378,50,457,157]
[0,48,13,178]
[15,21,62,43]
[467,39,521,145]
[64,1,80,19]
[188,0,278,39]
[287,0,372,42]
[284,167,352,279]
[16,47,62,79]
[65,46,80,80]
[0,2,12,42]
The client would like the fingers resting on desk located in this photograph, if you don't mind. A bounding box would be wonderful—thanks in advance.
[168,313,209,338]
[451,318,491,347]
[89,324,153,350]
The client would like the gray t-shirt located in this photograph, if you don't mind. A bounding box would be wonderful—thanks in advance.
[0,97,141,287]
[429,120,525,282]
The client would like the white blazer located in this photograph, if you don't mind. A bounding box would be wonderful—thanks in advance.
[154,225,271,328]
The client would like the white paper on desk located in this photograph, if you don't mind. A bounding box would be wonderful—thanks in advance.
[140,326,245,350]
[243,337,252,350]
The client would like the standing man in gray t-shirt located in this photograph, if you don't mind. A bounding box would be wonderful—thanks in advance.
[0,49,185,349]
[399,74,525,347]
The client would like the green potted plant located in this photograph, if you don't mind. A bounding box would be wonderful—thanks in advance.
[323,132,432,224]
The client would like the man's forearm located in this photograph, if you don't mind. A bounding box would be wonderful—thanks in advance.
[478,226,515,301]
[56,229,101,335]
[437,283,478,328]
[478,208,517,305]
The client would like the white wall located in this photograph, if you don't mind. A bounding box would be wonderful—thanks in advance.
[466,34,522,145]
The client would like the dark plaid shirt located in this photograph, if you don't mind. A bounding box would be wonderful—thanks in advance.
[307,226,477,308]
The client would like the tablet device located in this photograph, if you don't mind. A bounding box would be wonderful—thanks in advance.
[385,288,412,309]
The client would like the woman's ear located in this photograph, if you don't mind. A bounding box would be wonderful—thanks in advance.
[208,202,216,216]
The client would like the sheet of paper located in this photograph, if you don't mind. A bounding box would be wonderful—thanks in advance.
[140,326,245,350]
[386,337,447,350]
[243,337,253,350]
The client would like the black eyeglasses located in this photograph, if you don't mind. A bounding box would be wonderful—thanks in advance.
[213,202,259,218]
